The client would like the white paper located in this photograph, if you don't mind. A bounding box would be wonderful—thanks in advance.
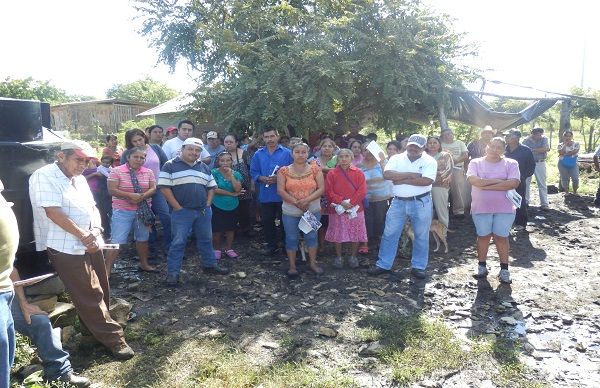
[366,141,384,162]
[506,189,522,208]
[13,273,56,287]
[298,217,313,234]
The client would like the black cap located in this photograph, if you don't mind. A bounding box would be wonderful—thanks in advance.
[502,128,521,138]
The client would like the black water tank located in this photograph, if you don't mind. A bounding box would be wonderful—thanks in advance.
[40,102,51,129]
[0,98,43,142]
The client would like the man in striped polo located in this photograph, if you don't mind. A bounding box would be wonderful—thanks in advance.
[158,138,229,287]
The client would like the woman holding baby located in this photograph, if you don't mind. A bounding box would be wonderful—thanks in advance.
[325,148,368,270]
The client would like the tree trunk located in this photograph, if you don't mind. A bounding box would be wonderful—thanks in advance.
[438,104,449,132]
[588,124,595,153]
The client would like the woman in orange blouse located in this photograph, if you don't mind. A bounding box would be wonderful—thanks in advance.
[277,143,325,278]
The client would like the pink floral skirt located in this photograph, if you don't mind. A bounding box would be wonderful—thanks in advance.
[325,211,368,243]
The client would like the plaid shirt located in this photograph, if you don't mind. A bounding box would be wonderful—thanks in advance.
[29,163,99,255]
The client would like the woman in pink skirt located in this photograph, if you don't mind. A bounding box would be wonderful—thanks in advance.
[325,148,368,269]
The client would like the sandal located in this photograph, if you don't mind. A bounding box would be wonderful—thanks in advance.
[138,266,159,273]
[225,249,239,259]
[287,269,299,279]
[358,246,369,254]
[309,265,324,275]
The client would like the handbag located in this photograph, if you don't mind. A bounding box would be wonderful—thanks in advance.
[339,167,369,209]
[128,168,155,227]
[560,155,577,168]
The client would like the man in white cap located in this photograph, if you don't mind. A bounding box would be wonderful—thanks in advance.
[29,140,134,360]
[159,137,229,287]
[204,131,225,169]
[368,134,437,279]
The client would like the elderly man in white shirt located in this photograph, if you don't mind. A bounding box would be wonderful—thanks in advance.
[368,134,437,279]
[29,140,134,360]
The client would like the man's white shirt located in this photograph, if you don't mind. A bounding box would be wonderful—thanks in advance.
[162,137,210,160]
[384,151,437,197]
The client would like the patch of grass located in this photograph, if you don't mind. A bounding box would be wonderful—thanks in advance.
[278,335,300,349]
[357,313,547,387]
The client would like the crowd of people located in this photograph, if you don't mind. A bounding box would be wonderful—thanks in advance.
[2,117,595,386]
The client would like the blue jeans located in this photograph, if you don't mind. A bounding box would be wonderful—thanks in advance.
[150,190,172,252]
[376,196,433,270]
[11,303,71,380]
[167,208,217,276]
[1,291,15,388]
[282,212,320,251]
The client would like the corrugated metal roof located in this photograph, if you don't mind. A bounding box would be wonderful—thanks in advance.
[52,98,155,108]
[137,94,196,116]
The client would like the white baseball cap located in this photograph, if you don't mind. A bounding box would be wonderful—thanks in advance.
[182,137,204,149]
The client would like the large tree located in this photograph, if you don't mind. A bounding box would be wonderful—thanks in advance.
[0,77,87,103]
[136,0,475,134]
[106,77,178,104]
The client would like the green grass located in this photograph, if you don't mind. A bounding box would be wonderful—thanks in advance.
[357,313,547,387]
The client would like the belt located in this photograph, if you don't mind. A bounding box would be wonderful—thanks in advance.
[394,191,430,201]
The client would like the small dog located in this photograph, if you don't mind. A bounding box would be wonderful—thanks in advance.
[402,219,451,253]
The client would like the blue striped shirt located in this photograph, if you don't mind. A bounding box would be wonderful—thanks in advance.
[158,157,216,209]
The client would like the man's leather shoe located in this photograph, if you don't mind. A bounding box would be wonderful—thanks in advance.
[58,372,91,387]
[111,343,135,360]
[411,268,426,279]
[367,265,390,276]
[203,265,230,275]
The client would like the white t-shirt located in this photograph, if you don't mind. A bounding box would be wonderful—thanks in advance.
[385,151,437,197]
[162,137,210,160]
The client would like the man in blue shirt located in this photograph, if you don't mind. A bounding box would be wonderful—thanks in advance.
[159,137,229,287]
[250,127,293,255]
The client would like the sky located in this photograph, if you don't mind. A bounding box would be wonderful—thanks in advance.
[1,0,599,100]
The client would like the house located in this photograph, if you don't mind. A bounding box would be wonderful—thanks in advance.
[137,94,220,133]
[51,99,155,140]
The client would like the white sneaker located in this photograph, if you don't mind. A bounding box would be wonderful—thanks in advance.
[348,256,359,269]
[498,269,512,284]
[333,257,344,269]
[473,264,489,279]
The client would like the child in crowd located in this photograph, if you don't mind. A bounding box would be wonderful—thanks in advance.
[83,155,113,237]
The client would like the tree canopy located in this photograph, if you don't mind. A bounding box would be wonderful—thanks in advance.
[136,0,476,134]
[106,77,178,104]
[0,77,94,104]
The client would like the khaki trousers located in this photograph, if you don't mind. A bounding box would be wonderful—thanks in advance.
[48,248,124,349]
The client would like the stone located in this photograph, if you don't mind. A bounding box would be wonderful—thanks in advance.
[126,282,140,291]
[292,316,312,326]
[276,313,292,322]
[235,272,247,279]
[24,276,65,297]
[131,292,152,302]
[359,341,384,356]
[29,295,58,313]
[200,328,225,338]
[371,289,386,297]
[317,326,338,338]
[576,341,587,353]
[500,316,518,325]
[562,315,574,325]
[109,298,133,327]
[61,325,76,344]
[48,302,77,327]
[260,341,280,349]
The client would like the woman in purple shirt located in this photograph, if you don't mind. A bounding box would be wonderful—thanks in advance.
[466,137,520,284]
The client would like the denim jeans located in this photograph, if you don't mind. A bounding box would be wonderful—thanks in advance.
[150,189,172,252]
[261,202,285,250]
[525,161,548,207]
[1,291,15,388]
[557,162,579,191]
[167,207,217,276]
[376,195,433,270]
[282,212,320,251]
[11,302,71,380]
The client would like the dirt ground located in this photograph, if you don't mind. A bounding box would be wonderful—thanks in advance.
[68,190,600,387]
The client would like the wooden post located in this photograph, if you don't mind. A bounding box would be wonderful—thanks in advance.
[559,99,572,142]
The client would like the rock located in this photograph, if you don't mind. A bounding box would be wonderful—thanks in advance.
[61,326,76,344]
[500,316,518,325]
[235,271,247,279]
[131,292,152,302]
[126,282,140,291]
[260,341,280,349]
[109,298,133,327]
[29,295,58,313]
[276,313,292,322]
[317,326,338,338]
[24,276,65,297]
[200,328,225,338]
[292,316,312,326]
[49,302,77,327]
[371,289,386,297]
[576,341,587,353]
[562,315,574,325]
[359,341,384,356]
